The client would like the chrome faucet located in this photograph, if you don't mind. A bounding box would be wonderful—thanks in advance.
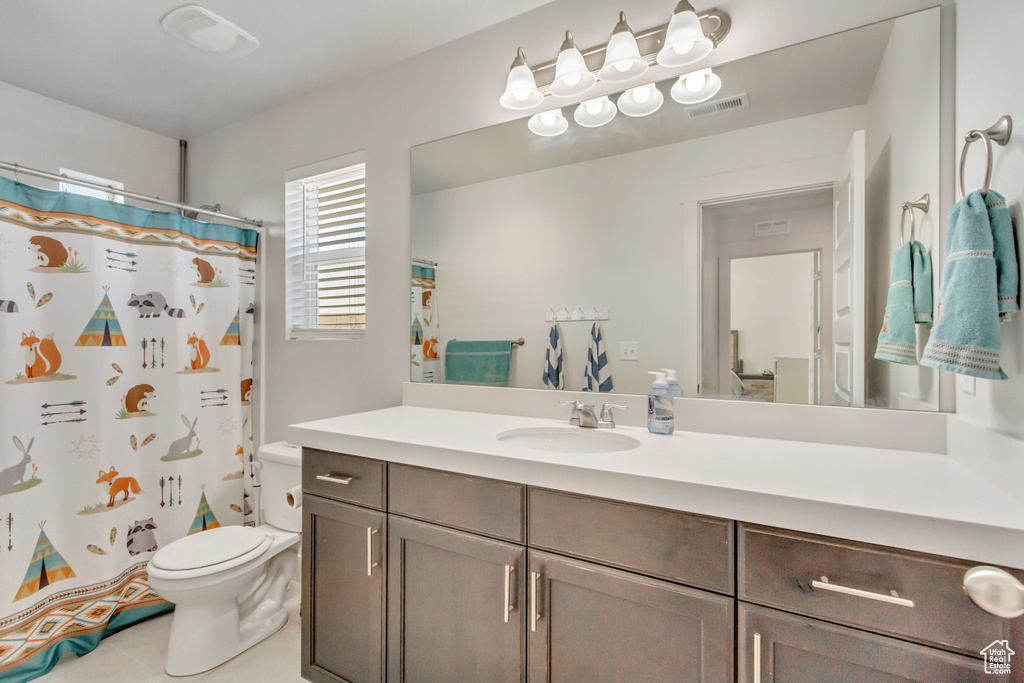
[560,400,599,428]
[599,403,627,428]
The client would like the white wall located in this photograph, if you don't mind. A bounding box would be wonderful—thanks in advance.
[863,9,941,411]
[954,0,1024,440]
[0,80,179,200]
[186,0,956,444]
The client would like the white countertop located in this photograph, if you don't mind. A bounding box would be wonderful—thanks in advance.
[288,406,1024,569]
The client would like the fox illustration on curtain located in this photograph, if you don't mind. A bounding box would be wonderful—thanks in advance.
[0,174,258,681]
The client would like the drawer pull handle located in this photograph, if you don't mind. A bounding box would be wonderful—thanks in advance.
[753,632,761,683]
[811,576,914,607]
[316,474,353,485]
[531,571,540,633]
[963,566,1024,618]
[503,564,515,623]
[366,527,379,577]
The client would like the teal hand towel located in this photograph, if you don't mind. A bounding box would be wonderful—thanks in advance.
[444,340,512,386]
[921,190,1017,379]
[912,241,933,324]
[874,242,918,364]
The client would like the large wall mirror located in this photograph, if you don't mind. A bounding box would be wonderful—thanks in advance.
[411,7,943,411]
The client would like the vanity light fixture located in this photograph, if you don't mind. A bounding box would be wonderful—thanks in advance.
[500,48,544,110]
[597,12,649,83]
[574,96,617,128]
[669,68,722,104]
[656,0,715,67]
[617,84,663,117]
[528,108,569,137]
[551,31,597,98]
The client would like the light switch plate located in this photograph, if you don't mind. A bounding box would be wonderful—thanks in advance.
[957,374,976,396]
[620,342,639,361]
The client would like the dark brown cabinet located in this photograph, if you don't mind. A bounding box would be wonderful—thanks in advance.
[738,603,1003,682]
[527,549,734,683]
[302,495,387,683]
[387,515,526,682]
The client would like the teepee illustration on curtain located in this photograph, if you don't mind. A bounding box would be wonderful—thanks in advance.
[219,309,240,346]
[411,316,423,345]
[76,287,126,347]
[14,522,76,602]
[187,487,221,535]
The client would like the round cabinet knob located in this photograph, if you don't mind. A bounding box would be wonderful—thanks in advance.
[963,566,1024,618]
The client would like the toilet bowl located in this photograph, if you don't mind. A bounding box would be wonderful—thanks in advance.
[148,442,302,677]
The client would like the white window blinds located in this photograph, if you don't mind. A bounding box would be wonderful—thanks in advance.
[285,153,366,340]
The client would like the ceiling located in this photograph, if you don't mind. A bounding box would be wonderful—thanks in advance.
[0,1,555,139]
[412,19,893,195]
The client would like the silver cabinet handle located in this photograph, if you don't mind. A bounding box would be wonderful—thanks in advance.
[963,566,1024,618]
[753,632,761,683]
[366,527,379,576]
[811,575,914,607]
[316,473,353,485]
[503,564,515,623]
[530,571,540,633]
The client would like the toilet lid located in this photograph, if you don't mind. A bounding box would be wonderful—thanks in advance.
[150,526,269,571]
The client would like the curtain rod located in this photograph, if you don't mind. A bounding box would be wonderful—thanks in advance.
[0,160,263,229]
[412,257,437,267]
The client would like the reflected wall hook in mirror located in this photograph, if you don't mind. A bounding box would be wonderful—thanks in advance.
[958,115,1012,200]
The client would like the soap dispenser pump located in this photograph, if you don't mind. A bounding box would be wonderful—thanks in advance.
[647,371,674,435]
[661,368,683,397]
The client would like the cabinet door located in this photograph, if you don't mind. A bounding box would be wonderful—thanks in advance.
[738,603,1006,683]
[302,496,386,683]
[387,516,525,682]
[527,550,733,683]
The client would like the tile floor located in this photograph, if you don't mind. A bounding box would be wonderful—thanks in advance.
[42,583,304,682]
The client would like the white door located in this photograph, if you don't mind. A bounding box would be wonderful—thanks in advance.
[831,131,865,407]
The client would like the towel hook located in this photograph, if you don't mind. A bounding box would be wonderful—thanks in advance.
[899,193,930,246]
[958,115,1012,200]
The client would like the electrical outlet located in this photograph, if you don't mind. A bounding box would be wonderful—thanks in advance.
[957,374,976,396]
[620,342,639,361]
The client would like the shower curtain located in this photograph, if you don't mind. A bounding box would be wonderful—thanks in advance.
[411,263,439,383]
[0,175,257,681]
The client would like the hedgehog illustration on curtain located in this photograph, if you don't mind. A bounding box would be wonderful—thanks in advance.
[14,522,76,602]
[76,287,126,347]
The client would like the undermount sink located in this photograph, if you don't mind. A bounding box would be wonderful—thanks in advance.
[496,427,641,454]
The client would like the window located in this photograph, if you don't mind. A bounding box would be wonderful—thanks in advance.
[58,169,124,203]
[285,151,367,340]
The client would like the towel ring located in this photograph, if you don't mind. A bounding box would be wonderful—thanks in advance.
[899,193,930,246]
[958,115,1012,200]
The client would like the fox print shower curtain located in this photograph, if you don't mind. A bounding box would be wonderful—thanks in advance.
[0,175,258,681]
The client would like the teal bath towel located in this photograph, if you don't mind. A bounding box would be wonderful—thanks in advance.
[875,240,932,365]
[444,340,512,386]
[921,190,1019,379]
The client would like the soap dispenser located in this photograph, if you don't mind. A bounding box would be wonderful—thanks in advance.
[647,371,674,435]
[662,368,683,397]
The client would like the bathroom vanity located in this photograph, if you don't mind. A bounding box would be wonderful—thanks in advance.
[291,405,1024,683]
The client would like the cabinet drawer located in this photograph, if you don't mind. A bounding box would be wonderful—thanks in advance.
[302,448,386,511]
[738,524,1019,657]
[389,463,525,543]
[529,488,734,594]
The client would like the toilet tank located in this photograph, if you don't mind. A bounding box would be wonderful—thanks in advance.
[258,442,302,532]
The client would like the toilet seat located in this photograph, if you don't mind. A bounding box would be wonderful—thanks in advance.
[151,526,270,574]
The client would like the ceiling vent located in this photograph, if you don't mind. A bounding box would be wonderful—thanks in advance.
[755,220,790,237]
[685,93,749,119]
[162,5,259,60]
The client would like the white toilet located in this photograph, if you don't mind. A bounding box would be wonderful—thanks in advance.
[148,442,302,677]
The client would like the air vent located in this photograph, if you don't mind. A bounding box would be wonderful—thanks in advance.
[162,5,259,60]
[755,220,790,237]
[685,93,750,119]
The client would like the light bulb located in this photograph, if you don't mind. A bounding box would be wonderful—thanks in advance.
[633,86,652,104]
[672,39,695,55]
[563,73,581,88]
[540,112,557,126]
[685,73,706,92]
[513,89,530,102]
[614,61,631,73]
[585,99,603,115]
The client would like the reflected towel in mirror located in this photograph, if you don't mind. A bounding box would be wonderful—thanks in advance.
[444,340,512,386]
